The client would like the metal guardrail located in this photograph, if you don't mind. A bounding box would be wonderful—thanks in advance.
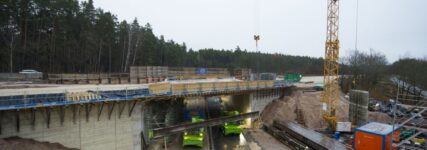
[0,80,290,110]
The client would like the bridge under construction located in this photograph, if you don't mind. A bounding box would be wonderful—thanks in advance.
[0,78,289,150]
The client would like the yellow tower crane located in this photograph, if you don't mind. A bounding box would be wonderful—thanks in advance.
[321,0,340,130]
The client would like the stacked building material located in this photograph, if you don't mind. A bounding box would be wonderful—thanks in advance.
[349,90,369,126]
[129,66,168,83]
[234,68,252,80]
[259,73,277,80]
[169,67,230,79]
[47,73,129,84]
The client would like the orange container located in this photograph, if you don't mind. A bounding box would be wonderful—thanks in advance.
[354,122,400,150]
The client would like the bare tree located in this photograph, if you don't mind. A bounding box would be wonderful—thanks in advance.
[343,49,388,90]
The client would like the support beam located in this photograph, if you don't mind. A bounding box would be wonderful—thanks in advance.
[128,101,137,117]
[118,102,126,118]
[272,120,347,150]
[15,110,20,132]
[59,106,65,126]
[152,111,259,138]
[31,108,36,128]
[46,108,51,128]
[72,105,78,124]
[97,102,105,121]
[85,104,92,122]
[395,129,426,147]
[399,108,427,126]
[108,102,115,120]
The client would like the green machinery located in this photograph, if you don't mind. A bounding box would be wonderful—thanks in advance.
[284,72,303,82]
[183,117,205,147]
[400,128,417,140]
[222,111,242,135]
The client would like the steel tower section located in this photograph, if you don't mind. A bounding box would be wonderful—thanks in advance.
[322,0,340,130]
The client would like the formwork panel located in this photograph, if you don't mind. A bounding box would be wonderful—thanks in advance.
[238,82,248,90]
[185,83,201,93]
[200,83,215,91]
[215,82,227,91]
[149,83,171,94]
[248,81,259,88]
[226,82,239,89]
[171,84,186,93]
[265,80,274,87]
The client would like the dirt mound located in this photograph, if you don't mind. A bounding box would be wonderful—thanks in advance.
[261,89,350,129]
[0,137,78,150]
[261,96,297,125]
[368,111,393,124]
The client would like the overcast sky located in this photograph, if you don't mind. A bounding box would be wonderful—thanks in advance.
[91,0,427,62]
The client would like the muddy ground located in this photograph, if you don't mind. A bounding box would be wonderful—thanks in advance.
[0,137,78,150]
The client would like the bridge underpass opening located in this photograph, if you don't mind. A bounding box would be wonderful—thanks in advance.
[145,88,288,149]
[146,94,254,149]
[219,94,252,127]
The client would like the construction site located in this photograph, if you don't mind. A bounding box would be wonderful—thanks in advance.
[1,0,426,150]
[0,65,426,150]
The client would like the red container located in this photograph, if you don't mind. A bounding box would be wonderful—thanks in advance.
[354,122,400,150]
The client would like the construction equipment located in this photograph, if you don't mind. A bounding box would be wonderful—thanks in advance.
[321,0,341,130]
[221,111,242,135]
[182,116,205,147]
[284,72,303,83]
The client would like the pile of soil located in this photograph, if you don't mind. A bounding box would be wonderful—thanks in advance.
[0,137,78,150]
[261,88,352,129]
[368,111,393,124]
[262,90,323,129]
[261,95,297,125]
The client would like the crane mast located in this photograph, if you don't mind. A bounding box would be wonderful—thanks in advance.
[322,0,340,130]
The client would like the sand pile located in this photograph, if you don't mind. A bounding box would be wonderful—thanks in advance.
[261,96,297,125]
[261,88,351,129]
[0,137,78,150]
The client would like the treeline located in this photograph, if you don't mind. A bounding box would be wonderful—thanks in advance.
[341,49,427,96]
[0,0,323,74]
[390,58,427,90]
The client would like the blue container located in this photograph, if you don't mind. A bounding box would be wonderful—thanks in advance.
[334,131,340,140]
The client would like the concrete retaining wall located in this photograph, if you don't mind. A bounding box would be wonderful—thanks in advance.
[0,103,145,150]
[250,89,281,112]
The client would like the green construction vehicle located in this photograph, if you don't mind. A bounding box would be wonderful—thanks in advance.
[183,116,205,147]
[222,111,242,135]
[284,72,303,82]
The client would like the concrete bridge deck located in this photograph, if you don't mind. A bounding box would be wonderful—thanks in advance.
[0,79,290,110]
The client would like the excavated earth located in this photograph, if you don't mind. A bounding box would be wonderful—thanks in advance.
[261,87,392,129]
[0,137,78,150]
